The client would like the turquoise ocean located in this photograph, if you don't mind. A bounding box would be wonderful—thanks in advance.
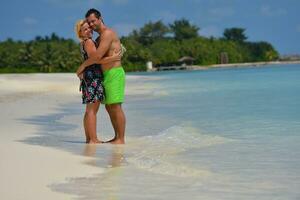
[23,64,300,199]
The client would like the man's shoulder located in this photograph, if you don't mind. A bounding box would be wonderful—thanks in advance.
[102,28,118,38]
[102,28,114,36]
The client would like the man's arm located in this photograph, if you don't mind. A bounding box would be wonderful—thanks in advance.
[76,30,113,75]
[76,47,121,77]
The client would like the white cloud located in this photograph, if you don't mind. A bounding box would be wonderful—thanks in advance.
[43,0,104,7]
[156,11,177,23]
[44,0,129,7]
[113,23,138,36]
[23,17,38,25]
[209,7,235,18]
[200,25,221,37]
[112,0,129,5]
[260,5,287,17]
[64,16,77,23]
[87,0,104,7]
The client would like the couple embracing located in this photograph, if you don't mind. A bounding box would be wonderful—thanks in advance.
[75,8,126,144]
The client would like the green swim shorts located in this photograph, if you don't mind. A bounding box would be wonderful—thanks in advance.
[103,66,125,105]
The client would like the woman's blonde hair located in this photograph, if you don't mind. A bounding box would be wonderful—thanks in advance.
[75,19,86,41]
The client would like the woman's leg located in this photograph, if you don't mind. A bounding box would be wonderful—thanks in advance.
[83,113,90,143]
[85,101,102,144]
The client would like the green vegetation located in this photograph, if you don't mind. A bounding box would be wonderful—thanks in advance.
[0,19,279,73]
[0,34,81,73]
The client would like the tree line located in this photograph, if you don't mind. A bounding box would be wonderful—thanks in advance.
[0,19,279,73]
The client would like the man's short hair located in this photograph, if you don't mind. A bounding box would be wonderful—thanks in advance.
[85,8,101,19]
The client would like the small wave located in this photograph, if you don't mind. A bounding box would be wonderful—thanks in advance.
[130,125,233,152]
[127,156,212,178]
[126,125,233,178]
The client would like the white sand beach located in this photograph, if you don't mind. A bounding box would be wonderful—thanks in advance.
[1,66,299,200]
[0,74,105,200]
[0,73,173,200]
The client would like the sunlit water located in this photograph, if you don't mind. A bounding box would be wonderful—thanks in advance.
[23,64,300,199]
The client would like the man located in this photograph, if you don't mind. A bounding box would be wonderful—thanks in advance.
[77,8,126,144]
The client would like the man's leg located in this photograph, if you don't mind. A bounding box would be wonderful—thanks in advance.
[105,103,126,144]
[84,101,102,144]
[105,105,118,142]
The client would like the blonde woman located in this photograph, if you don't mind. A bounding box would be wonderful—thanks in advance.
[75,20,120,144]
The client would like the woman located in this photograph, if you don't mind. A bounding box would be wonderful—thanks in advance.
[75,20,121,144]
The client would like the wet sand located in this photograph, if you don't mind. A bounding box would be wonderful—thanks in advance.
[0,74,104,200]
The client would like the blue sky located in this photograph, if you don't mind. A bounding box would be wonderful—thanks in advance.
[1,0,299,55]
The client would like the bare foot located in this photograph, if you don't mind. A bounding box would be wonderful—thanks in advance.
[88,139,103,144]
[103,137,117,143]
[96,139,104,143]
[109,139,125,144]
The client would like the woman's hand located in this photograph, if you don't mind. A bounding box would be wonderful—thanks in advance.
[120,43,126,57]
[76,65,86,79]
[77,72,84,80]
[112,44,126,58]
[113,49,122,59]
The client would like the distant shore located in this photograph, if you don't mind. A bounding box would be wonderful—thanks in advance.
[1,60,299,74]
[150,60,300,71]
[188,60,300,70]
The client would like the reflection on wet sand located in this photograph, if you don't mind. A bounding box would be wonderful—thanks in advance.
[107,146,125,168]
[83,144,97,157]
[53,138,216,200]
[82,144,125,168]
[80,144,126,200]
